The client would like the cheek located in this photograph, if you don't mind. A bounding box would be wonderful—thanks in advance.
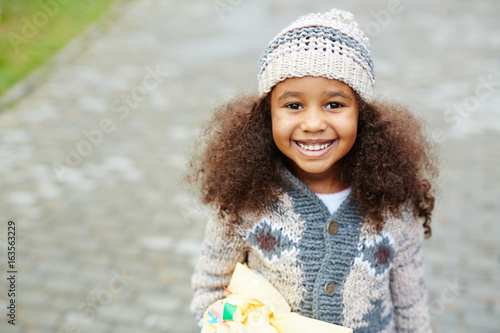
[271,114,291,140]
[336,116,358,150]
[271,122,289,149]
[336,114,358,142]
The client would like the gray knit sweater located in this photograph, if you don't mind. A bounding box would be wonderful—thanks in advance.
[190,169,432,332]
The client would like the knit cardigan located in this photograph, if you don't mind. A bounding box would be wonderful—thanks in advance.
[190,169,432,332]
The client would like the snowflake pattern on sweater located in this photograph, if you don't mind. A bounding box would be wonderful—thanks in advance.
[355,231,396,281]
[243,217,299,264]
[190,169,432,332]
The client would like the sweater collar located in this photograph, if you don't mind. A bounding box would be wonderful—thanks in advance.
[281,167,363,223]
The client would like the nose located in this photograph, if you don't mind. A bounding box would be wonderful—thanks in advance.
[299,107,327,132]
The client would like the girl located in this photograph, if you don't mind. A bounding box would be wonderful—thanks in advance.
[188,8,437,333]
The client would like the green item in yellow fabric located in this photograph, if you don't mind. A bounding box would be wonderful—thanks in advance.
[223,303,238,321]
[202,263,353,333]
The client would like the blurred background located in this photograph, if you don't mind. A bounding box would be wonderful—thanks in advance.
[0,0,499,332]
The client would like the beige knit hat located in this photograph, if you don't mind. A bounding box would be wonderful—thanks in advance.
[257,9,375,100]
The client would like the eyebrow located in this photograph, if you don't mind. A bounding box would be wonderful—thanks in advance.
[277,91,303,101]
[322,90,353,101]
[277,90,353,101]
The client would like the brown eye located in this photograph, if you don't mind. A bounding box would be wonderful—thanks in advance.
[326,102,343,109]
[286,103,303,110]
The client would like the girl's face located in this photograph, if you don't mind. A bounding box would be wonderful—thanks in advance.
[270,76,358,192]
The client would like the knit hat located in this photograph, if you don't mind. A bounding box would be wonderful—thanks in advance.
[257,9,375,100]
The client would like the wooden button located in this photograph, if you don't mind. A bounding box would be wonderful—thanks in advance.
[327,220,339,235]
[324,281,336,296]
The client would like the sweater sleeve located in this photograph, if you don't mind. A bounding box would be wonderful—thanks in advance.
[390,208,432,332]
[189,212,248,329]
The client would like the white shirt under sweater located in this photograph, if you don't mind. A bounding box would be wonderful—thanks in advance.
[191,169,432,331]
[315,187,352,215]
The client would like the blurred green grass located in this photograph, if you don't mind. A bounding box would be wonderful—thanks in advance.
[0,0,122,96]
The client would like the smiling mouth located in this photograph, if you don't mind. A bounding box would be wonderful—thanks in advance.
[295,140,335,151]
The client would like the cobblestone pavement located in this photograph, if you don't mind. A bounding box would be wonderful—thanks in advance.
[0,0,499,332]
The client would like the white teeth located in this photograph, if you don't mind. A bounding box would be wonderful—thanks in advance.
[297,141,333,151]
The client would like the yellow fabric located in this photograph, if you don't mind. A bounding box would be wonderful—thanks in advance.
[202,263,353,333]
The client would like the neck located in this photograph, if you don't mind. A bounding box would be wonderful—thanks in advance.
[290,164,347,194]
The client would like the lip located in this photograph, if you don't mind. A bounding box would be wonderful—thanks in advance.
[295,139,333,145]
[293,139,337,157]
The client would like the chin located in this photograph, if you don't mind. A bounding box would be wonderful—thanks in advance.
[296,165,334,175]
